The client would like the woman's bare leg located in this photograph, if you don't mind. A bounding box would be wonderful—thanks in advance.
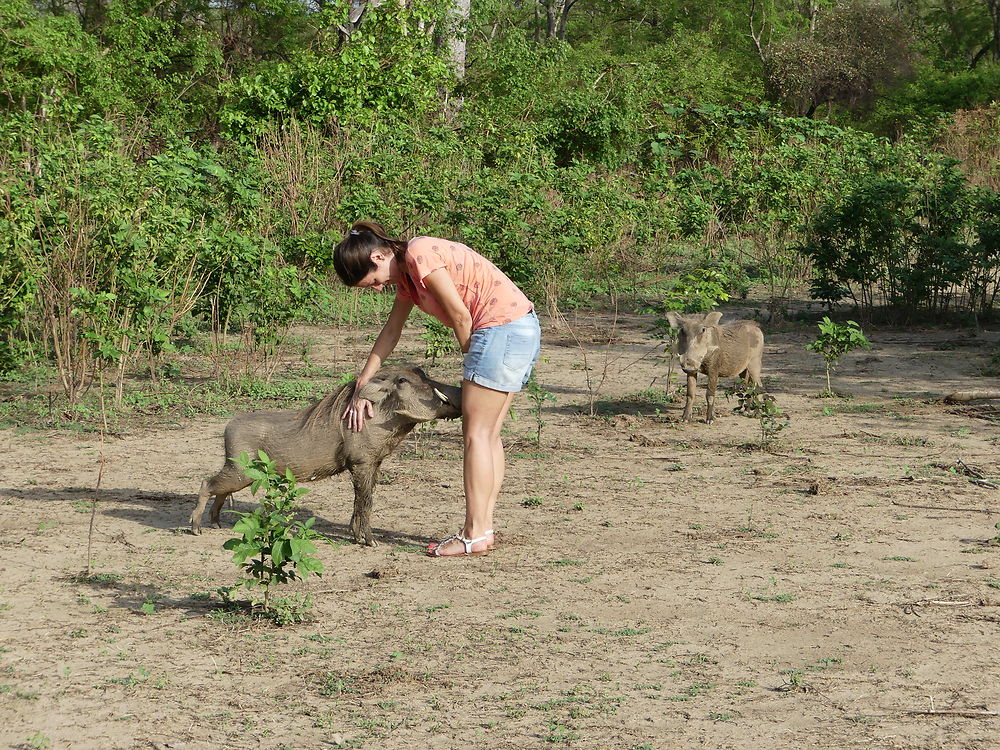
[433,380,513,555]
[486,391,516,534]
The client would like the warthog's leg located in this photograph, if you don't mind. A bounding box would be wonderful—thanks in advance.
[349,464,379,547]
[681,372,697,422]
[705,371,719,423]
[746,353,763,388]
[190,479,212,535]
[209,492,232,528]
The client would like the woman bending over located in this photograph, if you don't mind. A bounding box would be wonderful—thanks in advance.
[333,222,541,557]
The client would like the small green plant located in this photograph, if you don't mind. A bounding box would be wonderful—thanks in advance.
[543,721,579,743]
[26,733,51,750]
[522,495,543,507]
[806,317,871,395]
[730,385,788,448]
[525,374,556,445]
[222,451,327,621]
[419,317,457,365]
[990,522,1000,545]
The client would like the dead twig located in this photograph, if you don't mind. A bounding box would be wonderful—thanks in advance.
[905,709,1000,718]
[891,500,996,515]
[971,479,1000,489]
[902,599,993,615]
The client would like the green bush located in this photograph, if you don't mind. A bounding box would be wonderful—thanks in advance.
[801,159,989,317]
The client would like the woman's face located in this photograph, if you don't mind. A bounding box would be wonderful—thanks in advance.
[355,250,397,292]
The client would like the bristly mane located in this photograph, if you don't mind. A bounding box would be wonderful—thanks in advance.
[299,370,410,430]
[300,381,355,429]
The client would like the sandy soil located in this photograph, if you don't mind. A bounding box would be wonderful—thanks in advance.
[2,306,999,750]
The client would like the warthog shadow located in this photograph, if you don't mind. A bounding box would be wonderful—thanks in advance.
[0,484,437,547]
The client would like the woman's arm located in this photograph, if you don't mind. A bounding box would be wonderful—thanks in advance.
[344,295,414,431]
[423,268,474,352]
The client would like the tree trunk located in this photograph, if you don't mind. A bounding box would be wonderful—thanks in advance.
[538,0,576,40]
[991,0,1000,61]
[449,0,471,80]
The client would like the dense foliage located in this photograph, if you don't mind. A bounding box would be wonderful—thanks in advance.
[1,0,999,396]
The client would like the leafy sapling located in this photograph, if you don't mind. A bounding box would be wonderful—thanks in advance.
[525,374,556,445]
[222,451,327,622]
[729,384,788,449]
[805,317,871,396]
[420,317,457,365]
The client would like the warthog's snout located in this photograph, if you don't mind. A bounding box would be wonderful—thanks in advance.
[430,382,462,416]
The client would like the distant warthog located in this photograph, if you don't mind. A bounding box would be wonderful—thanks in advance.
[190,367,462,545]
[666,311,764,423]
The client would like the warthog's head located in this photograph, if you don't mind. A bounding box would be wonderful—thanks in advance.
[665,311,724,373]
[356,367,462,423]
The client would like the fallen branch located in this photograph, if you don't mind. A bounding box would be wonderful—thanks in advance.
[906,709,1000,718]
[891,500,996,514]
[971,479,1000,489]
[902,599,994,615]
[944,390,1000,403]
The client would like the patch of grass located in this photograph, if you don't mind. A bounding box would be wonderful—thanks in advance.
[820,402,892,416]
[669,682,714,700]
[205,607,252,625]
[550,559,585,567]
[394,544,425,554]
[746,591,795,603]
[542,721,579,743]
[521,496,544,507]
[318,673,359,696]
[882,555,917,562]
[105,668,151,689]
[498,609,542,619]
[592,626,652,637]
[709,711,740,722]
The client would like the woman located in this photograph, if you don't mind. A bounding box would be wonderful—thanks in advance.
[333,222,541,557]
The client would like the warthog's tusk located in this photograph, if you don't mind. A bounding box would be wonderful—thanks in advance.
[433,388,450,404]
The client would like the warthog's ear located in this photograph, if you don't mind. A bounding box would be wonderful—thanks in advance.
[355,378,391,404]
[703,311,723,327]
[664,311,683,328]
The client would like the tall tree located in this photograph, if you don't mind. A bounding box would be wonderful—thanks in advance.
[536,0,580,40]
[756,0,914,116]
[449,0,471,79]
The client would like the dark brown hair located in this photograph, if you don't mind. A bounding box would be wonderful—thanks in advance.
[333,221,408,287]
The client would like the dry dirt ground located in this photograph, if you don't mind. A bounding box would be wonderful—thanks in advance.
[2,306,1000,750]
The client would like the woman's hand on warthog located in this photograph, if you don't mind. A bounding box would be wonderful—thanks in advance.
[342,397,374,432]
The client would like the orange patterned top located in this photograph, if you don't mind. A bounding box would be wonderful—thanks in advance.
[396,236,533,330]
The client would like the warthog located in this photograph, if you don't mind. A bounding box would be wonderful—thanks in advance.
[190,367,462,545]
[666,311,764,423]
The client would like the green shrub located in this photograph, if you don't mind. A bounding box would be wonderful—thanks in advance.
[222,451,328,622]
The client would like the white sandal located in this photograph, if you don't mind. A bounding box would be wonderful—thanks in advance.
[427,529,494,557]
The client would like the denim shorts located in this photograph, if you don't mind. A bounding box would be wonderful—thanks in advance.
[463,310,541,393]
